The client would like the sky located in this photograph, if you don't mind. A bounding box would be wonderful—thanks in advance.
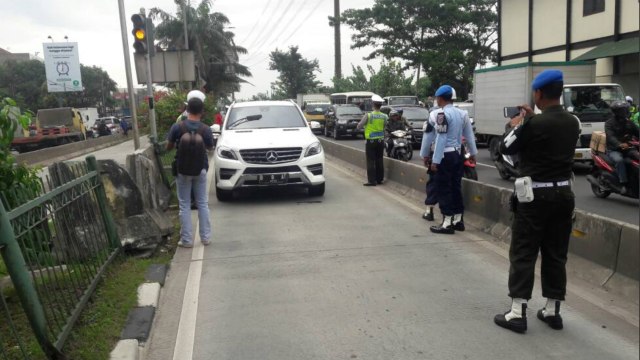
[0,0,379,100]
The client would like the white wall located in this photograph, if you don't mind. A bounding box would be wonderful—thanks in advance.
[571,0,616,43]
[501,0,529,56]
[532,0,567,50]
[533,50,567,62]
[620,0,640,33]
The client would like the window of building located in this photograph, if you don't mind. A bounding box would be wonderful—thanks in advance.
[583,0,605,16]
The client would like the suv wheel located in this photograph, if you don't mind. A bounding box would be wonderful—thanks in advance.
[324,125,329,137]
[216,182,234,202]
[333,127,340,140]
[308,183,325,197]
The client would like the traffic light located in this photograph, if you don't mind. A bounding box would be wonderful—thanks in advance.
[131,14,147,54]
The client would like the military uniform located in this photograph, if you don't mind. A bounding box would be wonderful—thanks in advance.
[495,69,580,334]
[429,86,477,233]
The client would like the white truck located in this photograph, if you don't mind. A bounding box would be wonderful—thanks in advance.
[474,61,626,164]
[77,107,99,135]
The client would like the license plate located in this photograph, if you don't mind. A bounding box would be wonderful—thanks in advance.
[346,129,353,132]
[259,174,288,185]
[574,153,583,159]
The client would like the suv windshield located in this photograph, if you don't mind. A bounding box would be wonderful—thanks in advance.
[305,104,330,115]
[227,105,306,129]
[336,106,364,116]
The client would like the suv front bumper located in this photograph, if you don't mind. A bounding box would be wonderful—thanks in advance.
[215,153,326,190]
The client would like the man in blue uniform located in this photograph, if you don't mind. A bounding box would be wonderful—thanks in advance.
[494,70,580,333]
[428,85,478,234]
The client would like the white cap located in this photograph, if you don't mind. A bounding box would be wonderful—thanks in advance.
[626,95,633,102]
[187,90,206,102]
[371,94,384,103]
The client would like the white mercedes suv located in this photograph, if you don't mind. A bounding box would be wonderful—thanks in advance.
[213,100,326,201]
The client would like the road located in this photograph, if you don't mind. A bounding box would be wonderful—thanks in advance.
[145,160,638,360]
[320,136,639,225]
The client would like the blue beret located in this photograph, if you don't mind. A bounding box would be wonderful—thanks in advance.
[532,70,563,90]
[435,85,453,97]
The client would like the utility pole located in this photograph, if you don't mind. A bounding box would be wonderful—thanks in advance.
[334,0,342,79]
[117,0,140,149]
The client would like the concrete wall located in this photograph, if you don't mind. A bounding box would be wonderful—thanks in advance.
[501,0,529,56]
[319,138,639,298]
[532,0,567,50]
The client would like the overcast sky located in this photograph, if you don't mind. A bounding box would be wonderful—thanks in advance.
[0,0,379,99]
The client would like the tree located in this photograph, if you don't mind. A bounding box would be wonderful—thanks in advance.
[268,46,321,100]
[331,61,416,97]
[150,0,251,99]
[342,0,497,99]
[0,60,118,114]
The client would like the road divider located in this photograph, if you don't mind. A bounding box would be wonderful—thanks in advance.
[15,135,132,166]
[320,138,639,301]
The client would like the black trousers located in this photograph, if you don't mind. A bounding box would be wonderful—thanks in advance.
[508,187,575,300]
[425,170,438,206]
[365,139,385,184]
[433,151,464,216]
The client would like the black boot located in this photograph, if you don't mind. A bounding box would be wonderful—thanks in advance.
[537,301,563,330]
[452,214,465,231]
[494,303,527,334]
[422,208,434,221]
[430,216,455,234]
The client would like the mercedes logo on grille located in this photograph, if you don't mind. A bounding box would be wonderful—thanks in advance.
[265,150,278,163]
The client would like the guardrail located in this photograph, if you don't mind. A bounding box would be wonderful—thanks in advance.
[0,156,121,359]
[319,138,639,300]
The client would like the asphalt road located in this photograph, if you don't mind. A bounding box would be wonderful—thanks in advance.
[145,160,637,360]
[320,136,639,225]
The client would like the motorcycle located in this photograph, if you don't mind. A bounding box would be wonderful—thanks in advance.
[210,124,221,147]
[586,140,639,199]
[387,129,413,162]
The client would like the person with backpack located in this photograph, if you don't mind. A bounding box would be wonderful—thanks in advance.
[166,92,215,248]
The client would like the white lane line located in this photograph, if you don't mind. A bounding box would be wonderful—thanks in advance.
[172,163,215,360]
[476,161,496,169]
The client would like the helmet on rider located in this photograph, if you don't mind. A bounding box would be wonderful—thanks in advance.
[389,109,400,118]
[610,100,630,119]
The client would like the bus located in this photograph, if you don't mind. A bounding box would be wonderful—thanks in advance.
[330,91,376,112]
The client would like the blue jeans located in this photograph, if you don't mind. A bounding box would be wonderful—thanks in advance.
[608,150,627,183]
[177,169,211,244]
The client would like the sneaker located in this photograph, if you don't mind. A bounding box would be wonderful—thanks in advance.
[177,241,193,248]
[201,239,211,246]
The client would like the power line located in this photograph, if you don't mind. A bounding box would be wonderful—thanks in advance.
[245,0,284,50]
[249,0,296,53]
[239,0,273,45]
[259,0,308,52]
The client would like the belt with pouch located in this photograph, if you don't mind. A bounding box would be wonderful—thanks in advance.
[444,146,461,153]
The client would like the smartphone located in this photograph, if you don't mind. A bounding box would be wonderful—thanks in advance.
[503,106,521,119]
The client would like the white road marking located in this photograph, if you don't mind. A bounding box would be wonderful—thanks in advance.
[172,163,215,360]
[476,162,496,169]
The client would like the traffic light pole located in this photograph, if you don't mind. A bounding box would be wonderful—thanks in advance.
[117,0,140,150]
[140,8,157,142]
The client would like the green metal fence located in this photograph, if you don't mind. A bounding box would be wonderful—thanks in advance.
[0,156,121,359]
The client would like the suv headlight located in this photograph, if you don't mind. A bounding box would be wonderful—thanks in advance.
[217,146,238,160]
[304,142,322,157]
[337,119,348,125]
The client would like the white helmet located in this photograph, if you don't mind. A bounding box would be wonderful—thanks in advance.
[451,88,457,100]
[187,90,206,102]
[626,95,633,103]
[371,94,384,103]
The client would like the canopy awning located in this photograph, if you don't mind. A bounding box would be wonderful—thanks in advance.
[573,37,639,61]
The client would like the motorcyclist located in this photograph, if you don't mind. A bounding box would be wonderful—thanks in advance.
[96,120,110,136]
[385,109,411,156]
[605,100,640,194]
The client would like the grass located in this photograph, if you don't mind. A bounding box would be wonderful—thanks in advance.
[62,248,173,359]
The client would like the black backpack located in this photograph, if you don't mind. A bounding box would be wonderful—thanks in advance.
[176,122,208,176]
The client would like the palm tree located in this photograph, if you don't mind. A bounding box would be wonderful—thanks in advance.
[150,0,251,99]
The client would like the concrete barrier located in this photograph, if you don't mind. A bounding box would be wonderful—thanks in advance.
[319,138,639,298]
[15,135,130,166]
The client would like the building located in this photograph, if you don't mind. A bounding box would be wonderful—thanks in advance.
[498,0,640,101]
[0,48,42,65]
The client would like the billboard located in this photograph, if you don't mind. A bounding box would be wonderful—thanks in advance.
[43,42,83,93]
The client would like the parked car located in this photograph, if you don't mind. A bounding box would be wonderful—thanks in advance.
[381,105,430,146]
[323,104,365,139]
[213,100,326,201]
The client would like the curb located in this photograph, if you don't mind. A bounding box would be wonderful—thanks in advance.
[109,264,168,360]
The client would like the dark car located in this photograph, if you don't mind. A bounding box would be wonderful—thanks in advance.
[324,104,365,139]
[381,105,430,145]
